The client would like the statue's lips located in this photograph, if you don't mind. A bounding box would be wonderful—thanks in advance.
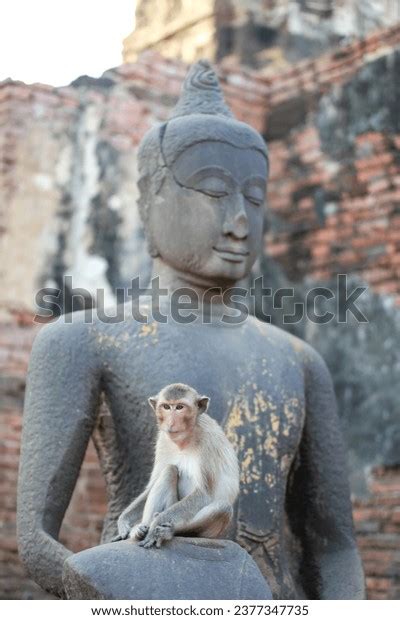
[213,247,249,263]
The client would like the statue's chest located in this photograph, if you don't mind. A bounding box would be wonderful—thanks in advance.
[103,321,305,497]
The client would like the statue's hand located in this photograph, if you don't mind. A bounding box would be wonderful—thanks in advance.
[129,523,149,541]
[139,522,174,549]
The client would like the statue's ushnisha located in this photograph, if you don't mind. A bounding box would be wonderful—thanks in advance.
[18,61,364,600]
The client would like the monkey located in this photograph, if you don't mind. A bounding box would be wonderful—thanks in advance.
[114,383,239,549]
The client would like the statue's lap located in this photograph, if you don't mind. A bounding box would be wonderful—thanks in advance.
[63,538,273,600]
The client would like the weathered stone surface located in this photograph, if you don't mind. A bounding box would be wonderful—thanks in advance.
[317,49,400,160]
[63,538,273,600]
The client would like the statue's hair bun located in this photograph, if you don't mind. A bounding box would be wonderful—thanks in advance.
[170,60,233,120]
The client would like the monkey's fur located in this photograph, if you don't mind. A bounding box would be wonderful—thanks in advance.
[115,383,239,549]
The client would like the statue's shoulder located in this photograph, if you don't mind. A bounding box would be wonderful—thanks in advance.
[247,315,330,375]
[33,302,145,348]
[246,315,299,350]
[31,310,98,357]
[283,329,332,386]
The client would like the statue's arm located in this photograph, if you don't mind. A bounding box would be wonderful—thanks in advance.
[17,320,101,598]
[286,345,365,599]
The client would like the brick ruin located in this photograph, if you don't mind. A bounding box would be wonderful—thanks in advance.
[1,24,399,599]
[124,0,400,70]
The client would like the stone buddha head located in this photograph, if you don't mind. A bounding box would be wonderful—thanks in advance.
[137,60,269,287]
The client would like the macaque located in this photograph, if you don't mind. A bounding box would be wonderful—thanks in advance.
[115,383,239,548]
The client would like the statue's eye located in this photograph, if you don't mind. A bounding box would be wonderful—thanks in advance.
[202,189,229,198]
[246,196,262,206]
[176,404,184,410]
[195,177,229,198]
[162,403,170,410]
[243,182,265,207]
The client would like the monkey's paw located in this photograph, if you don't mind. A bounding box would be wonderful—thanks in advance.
[139,523,174,549]
[114,518,131,541]
[129,523,149,541]
[111,534,124,543]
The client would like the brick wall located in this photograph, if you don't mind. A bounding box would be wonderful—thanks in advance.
[124,0,400,69]
[265,126,400,295]
[354,467,400,600]
[0,77,155,316]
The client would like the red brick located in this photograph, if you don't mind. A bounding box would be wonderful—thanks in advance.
[314,228,337,243]
[366,577,392,591]
[267,242,289,257]
[356,132,387,149]
[355,153,393,170]
[367,591,388,600]
[312,245,330,259]
[391,510,400,524]
[369,178,391,194]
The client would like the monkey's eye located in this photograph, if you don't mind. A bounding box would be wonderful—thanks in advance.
[176,404,184,410]
[162,403,170,410]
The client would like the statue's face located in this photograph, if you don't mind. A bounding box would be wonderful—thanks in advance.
[148,141,268,284]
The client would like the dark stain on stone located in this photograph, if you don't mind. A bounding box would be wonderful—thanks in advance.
[70,75,116,91]
[265,95,310,141]
[317,49,400,160]
[287,154,312,179]
[88,141,124,290]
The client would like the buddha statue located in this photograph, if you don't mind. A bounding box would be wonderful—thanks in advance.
[17,61,364,600]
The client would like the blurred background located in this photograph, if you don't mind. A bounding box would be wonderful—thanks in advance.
[1,0,400,600]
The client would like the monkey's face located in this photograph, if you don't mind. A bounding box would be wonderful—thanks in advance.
[147,140,267,286]
[155,399,198,444]
[149,388,209,447]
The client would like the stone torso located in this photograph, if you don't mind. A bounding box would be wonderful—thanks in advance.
[91,312,307,598]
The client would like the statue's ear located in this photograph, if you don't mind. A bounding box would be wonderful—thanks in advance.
[148,397,157,411]
[197,396,209,414]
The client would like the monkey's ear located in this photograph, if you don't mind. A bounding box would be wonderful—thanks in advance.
[197,396,209,414]
[148,397,157,412]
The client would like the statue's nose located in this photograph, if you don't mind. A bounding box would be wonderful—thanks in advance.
[222,193,249,240]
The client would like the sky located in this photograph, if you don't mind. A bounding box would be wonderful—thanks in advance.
[0,0,135,86]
